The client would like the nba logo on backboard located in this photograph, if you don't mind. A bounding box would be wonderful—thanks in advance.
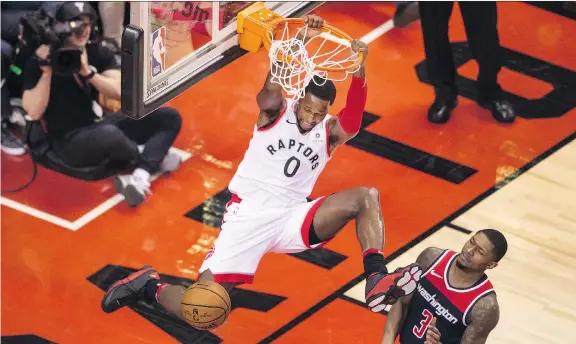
[151,26,166,78]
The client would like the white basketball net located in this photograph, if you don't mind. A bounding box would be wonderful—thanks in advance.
[268,22,362,100]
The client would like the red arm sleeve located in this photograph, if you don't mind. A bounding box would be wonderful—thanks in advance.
[337,75,367,134]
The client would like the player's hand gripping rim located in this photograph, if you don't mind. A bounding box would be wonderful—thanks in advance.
[350,39,368,66]
[301,14,325,40]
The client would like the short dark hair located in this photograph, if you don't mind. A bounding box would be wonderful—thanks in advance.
[304,76,337,105]
[477,229,508,262]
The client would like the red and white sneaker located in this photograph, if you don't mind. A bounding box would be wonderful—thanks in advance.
[365,263,422,312]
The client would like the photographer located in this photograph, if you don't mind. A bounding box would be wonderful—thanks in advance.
[22,2,183,208]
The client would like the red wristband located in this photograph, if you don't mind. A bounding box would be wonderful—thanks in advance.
[337,76,367,134]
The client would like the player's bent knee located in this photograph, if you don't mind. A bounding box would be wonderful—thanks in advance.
[357,186,380,203]
[334,187,381,216]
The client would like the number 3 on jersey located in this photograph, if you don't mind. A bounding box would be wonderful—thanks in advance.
[284,156,301,177]
[413,309,433,338]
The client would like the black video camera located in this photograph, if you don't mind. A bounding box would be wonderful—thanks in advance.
[20,9,83,75]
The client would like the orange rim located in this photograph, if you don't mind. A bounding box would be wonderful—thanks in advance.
[264,18,364,73]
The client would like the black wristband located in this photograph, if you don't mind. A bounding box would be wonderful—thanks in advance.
[81,66,97,80]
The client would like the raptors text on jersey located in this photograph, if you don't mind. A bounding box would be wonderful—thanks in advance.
[399,250,495,344]
[228,99,332,209]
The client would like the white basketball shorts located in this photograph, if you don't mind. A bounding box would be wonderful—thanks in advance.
[198,193,332,284]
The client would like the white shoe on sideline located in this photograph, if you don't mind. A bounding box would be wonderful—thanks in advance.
[114,175,151,207]
[160,150,182,173]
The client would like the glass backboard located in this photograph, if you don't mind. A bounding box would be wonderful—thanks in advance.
[121,1,318,119]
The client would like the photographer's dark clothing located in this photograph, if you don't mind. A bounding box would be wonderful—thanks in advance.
[23,43,118,136]
[51,109,182,173]
[1,40,13,121]
[22,43,182,174]
[419,2,502,102]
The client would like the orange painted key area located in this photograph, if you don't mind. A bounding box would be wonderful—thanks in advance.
[2,2,575,344]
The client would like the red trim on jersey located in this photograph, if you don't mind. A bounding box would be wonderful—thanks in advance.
[423,249,450,275]
[222,193,242,224]
[257,100,288,132]
[325,120,332,158]
[301,197,332,248]
[213,273,254,284]
[227,193,242,206]
[463,289,496,326]
[424,250,494,315]
[337,76,367,134]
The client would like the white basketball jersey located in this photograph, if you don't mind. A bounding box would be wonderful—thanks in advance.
[228,99,332,209]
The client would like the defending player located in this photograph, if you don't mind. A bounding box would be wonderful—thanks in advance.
[100,14,422,322]
[382,229,507,344]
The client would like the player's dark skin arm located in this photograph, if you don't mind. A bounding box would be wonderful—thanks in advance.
[382,293,413,344]
[255,71,286,128]
[461,294,500,344]
[382,247,443,344]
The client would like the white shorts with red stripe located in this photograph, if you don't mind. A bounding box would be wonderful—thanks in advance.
[198,194,330,284]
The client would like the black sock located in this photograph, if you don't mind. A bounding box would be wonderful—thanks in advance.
[363,253,387,277]
[308,222,322,246]
[144,280,164,302]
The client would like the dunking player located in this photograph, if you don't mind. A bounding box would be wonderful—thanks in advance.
[100,14,421,321]
[382,229,507,344]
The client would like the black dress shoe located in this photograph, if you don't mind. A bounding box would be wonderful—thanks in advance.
[428,98,458,124]
[478,100,516,123]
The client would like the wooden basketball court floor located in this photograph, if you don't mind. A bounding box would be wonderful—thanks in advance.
[2,2,575,343]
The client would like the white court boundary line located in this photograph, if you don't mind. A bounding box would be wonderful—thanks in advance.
[0,147,192,231]
[0,19,397,231]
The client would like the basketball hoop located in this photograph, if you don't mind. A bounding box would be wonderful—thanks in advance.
[237,3,363,99]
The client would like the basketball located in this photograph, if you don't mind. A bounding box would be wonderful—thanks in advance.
[180,281,231,330]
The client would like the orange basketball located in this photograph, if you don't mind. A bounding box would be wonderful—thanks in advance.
[180,281,231,330]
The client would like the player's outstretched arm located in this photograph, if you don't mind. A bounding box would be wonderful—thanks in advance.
[327,40,368,155]
[461,294,500,344]
[381,247,443,343]
[256,14,325,129]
